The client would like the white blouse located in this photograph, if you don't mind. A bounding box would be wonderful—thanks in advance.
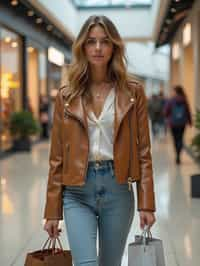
[87,87,115,162]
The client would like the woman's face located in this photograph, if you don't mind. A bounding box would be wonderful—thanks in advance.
[84,25,113,67]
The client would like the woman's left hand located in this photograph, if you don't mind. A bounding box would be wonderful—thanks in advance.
[139,211,156,229]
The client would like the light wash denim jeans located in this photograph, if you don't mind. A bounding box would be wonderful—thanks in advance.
[62,160,135,266]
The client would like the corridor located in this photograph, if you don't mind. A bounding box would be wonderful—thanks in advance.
[0,135,199,266]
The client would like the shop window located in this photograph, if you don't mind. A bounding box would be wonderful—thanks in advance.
[27,43,47,120]
[0,27,22,151]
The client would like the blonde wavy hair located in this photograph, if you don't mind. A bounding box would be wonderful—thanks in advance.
[65,15,135,103]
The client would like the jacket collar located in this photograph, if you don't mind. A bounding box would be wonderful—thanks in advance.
[63,85,136,139]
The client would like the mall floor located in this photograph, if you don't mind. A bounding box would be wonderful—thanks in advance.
[0,132,200,266]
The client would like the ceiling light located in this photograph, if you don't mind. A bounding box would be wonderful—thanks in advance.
[4,37,11,43]
[11,0,18,6]
[47,25,53,31]
[27,47,34,53]
[36,18,43,24]
[27,10,34,17]
[11,41,18,48]
[166,19,172,24]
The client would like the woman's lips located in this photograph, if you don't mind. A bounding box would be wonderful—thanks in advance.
[93,55,104,58]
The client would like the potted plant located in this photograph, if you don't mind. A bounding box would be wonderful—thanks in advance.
[190,109,200,197]
[10,111,41,151]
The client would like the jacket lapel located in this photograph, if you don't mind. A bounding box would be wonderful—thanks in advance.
[114,85,136,142]
[64,96,88,131]
[63,85,136,141]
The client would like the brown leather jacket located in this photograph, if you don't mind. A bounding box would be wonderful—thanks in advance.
[44,81,156,220]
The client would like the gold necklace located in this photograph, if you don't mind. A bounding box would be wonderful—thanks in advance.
[91,82,112,100]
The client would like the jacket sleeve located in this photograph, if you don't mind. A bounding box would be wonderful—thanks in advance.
[136,84,156,212]
[44,91,64,220]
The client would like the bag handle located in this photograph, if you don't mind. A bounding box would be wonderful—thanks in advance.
[42,237,52,250]
[41,236,64,253]
[52,237,64,251]
[141,226,152,247]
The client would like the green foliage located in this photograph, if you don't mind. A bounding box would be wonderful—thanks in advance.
[10,111,41,139]
[191,110,200,159]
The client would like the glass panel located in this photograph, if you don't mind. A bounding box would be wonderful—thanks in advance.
[27,45,39,119]
[0,26,22,151]
[73,0,152,7]
[39,51,47,97]
[27,42,47,121]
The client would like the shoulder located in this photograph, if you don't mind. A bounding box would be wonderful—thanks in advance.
[127,78,144,97]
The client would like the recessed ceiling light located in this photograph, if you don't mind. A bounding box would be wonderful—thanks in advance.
[171,8,176,13]
[47,25,53,31]
[36,18,43,24]
[11,41,18,48]
[166,19,172,24]
[27,10,34,17]
[27,47,34,53]
[11,0,18,6]
[4,37,11,43]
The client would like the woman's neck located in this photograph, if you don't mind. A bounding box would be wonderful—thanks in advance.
[89,65,109,85]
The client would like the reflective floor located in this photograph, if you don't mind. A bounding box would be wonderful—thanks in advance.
[0,134,200,266]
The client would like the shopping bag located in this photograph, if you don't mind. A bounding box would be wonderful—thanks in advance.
[24,236,72,266]
[128,227,166,266]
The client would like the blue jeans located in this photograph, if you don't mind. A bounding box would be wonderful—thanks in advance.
[62,160,135,266]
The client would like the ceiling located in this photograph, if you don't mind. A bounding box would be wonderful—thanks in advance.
[156,0,195,47]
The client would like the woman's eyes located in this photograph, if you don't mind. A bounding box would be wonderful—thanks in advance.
[102,39,110,44]
[86,39,111,45]
[86,39,96,45]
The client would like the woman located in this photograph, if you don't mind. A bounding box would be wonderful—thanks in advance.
[39,95,49,139]
[164,85,192,164]
[43,15,156,266]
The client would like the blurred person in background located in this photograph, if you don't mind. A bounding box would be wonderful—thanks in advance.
[43,15,156,266]
[164,85,192,164]
[148,93,164,138]
[39,95,49,139]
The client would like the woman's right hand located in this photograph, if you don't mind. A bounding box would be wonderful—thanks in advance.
[43,219,61,238]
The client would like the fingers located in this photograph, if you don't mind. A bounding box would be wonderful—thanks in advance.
[140,212,156,230]
[44,221,61,238]
[140,215,146,230]
[52,224,61,238]
[148,214,156,227]
[44,223,54,238]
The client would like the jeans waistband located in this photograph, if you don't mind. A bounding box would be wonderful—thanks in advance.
[88,160,114,169]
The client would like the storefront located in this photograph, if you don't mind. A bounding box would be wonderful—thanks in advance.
[0,1,72,155]
[0,26,22,151]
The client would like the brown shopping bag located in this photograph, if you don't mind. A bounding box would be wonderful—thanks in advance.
[128,227,166,266]
[24,236,72,266]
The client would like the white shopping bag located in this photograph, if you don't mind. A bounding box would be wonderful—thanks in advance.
[128,227,166,266]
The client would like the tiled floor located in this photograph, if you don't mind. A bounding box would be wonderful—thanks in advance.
[0,135,200,266]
